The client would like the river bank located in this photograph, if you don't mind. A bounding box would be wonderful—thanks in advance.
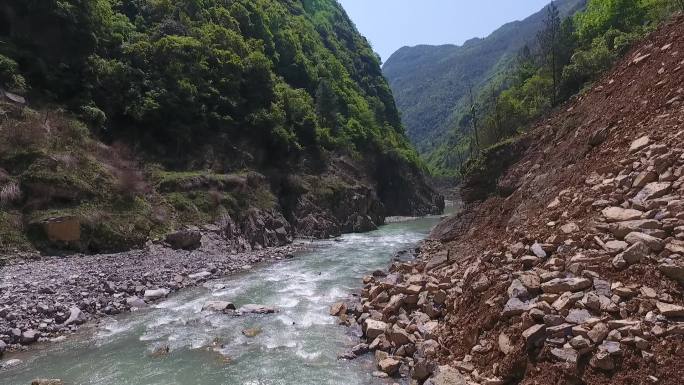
[0,229,305,360]
[0,213,447,384]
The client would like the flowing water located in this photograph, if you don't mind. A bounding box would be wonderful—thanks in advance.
[1,213,449,385]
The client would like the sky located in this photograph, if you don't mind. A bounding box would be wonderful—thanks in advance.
[337,0,552,62]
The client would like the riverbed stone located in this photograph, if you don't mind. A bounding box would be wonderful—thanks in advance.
[144,288,170,300]
[202,301,236,312]
[238,304,276,314]
[378,357,401,375]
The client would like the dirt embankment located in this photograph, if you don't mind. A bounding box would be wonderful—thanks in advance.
[333,15,684,385]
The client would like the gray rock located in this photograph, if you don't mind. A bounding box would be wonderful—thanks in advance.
[502,297,532,317]
[64,306,85,326]
[424,365,468,385]
[590,351,614,370]
[602,207,643,223]
[551,347,578,364]
[125,296,147,308]
[1,358,22,369]
[531,243,547,258]
[541,278,592,294]
[21,329,38,344]
[618,241,649,265]
[522,324,546,347]
[624,232,664,251]
[656,302,684,317]
[144,288,170,300]
[609,219,661,239]
[566,309,592,324]
[660,262,684,282]
[634,182,671,203]
[364,319,388,340]
[237,304,276,314]
[202,301,236,313]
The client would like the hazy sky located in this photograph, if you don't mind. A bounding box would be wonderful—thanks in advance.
[337,0,552,62]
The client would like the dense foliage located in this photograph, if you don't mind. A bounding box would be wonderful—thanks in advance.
[0,0,418,169]
[452,0,681,179]
[382,0,586,170]
[415,0,680,178]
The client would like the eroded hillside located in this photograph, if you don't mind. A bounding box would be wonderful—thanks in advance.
[337,15,684,385]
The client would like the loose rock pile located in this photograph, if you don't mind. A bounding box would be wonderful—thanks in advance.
[335,16,684,385]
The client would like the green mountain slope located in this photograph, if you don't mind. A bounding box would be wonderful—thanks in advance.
[0,0,442,254]
[382,0,587,161]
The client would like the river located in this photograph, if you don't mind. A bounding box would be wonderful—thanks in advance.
[1,212,448,385]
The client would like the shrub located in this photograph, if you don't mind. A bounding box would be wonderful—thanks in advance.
[0,181,22,207]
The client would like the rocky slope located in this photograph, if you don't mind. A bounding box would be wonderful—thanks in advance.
[334,15,684,385]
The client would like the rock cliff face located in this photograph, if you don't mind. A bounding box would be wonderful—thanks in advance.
[334,16,684,385]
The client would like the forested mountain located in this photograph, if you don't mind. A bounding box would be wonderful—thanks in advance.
[383,0,587,173]
[0,0,442,254]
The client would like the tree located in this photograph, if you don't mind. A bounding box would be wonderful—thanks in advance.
[537,2,562,105]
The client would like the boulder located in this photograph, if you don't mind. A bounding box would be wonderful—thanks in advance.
[634,182,671,203]
[364,319,388,340]
[424,365,468,385]
[165,229,202,250]
[498,333,515,355]
[602,207,643,223]
[660,262,684,282]
[238,304,276,314]
[656,302,684,317]
[329,302,347,316]
[144,288,170,300]
[21,329,38,344]
[531,243,547,258]
[541,278,592,294]
[624,232,663,251]
[590,351,614,370]
[629,136,650,152]
[618,241,649,265]
[126,296,147,308]
[388,325,412,346]
[202,301,236,312]
[522,324,546,347]
[378,357,401,375]
[64,306,86,326]
[551,348,578,364]
[502,297,532,317]
[609,219,661,239]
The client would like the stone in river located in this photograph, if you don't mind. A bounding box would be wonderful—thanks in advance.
[202,301,236,312]
[64,306,86,326]
[238,304,277,314]
[144,288,170,300]
[378,357,401,375]
[330,302,347,316]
